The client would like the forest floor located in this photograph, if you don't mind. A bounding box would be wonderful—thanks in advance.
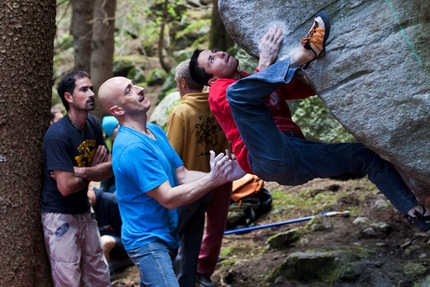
[108,176,430,287]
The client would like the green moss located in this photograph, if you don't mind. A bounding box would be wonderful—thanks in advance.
[268,247,375,285]
[220,246,233,257]
[127,67,146,83]
[271,192,307,208]
[114,55,147,66]
[176,19,210,39]
[219,258,236,269]
[147,68,167,86]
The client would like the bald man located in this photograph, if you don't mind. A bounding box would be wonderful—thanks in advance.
[98,77,245,287]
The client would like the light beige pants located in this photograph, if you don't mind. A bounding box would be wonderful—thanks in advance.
[42,210,110,287]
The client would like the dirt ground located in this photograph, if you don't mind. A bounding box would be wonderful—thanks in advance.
[109,176,430,287]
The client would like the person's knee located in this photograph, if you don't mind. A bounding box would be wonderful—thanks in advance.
[354,143,378,166]
[101,235,116,259]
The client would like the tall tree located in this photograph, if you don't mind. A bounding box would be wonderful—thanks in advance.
[209,0,234,52]
[0,0,56,286]
[71,0,95,72]
[158,0,172,72]
[91,0,116,121]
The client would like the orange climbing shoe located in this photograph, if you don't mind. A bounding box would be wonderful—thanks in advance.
[301,11,331,69]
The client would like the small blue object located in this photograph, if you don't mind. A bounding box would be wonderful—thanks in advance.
[102,116,119,137]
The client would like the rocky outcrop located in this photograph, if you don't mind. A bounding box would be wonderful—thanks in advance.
[149,91,180,130]
[218,0,430,190]
[270,250,361,284]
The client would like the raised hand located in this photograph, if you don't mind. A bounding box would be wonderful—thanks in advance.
[257,26,283,71]
[209,150,232,181]
[209,150,246,183]
[224,149,246,181]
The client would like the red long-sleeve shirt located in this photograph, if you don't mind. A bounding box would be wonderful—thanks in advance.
[208,71,315,173]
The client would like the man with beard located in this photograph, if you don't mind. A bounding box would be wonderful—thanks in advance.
[41,71,113,286]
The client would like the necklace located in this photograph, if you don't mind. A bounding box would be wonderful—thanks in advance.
[70,118,86,132]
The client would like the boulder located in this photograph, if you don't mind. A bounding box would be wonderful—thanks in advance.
[270,250,359,283]
[149,91,180,131]
[218,0,430,190]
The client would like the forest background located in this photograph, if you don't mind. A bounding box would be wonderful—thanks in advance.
[0,0,356,286]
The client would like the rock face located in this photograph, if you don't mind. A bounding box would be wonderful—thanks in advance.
[219,0,430,190]
[149,91,180,130]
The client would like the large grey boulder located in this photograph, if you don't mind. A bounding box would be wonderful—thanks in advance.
[149,91,180,131]
[219,0,430,190]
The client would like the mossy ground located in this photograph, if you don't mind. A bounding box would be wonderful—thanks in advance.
[111,176,430,286]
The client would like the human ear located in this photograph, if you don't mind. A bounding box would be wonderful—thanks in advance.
[208,76,217,86]
[180,78,187,89]
[64,92,73,103]
[110,105,124,116]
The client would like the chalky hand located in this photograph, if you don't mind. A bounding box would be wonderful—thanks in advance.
[257,26,283,71]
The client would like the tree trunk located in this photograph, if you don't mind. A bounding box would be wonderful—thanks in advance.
[158,0,172,73]
[0,0,56,286]
[71,0,95,72]
[209,0,234,51]
[91,0,116,121]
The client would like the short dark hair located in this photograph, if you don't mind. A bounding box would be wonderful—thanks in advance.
[189,49,213,86]
[57,71,90,111]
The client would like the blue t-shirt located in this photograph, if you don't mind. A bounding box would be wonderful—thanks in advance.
[41,114,107,214]
[113,123,183,250]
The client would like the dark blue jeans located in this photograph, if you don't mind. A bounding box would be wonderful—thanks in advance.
[226,58,417,214]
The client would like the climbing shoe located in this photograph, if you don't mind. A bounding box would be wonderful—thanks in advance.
[404,206,430,232]
[301,11,331,69]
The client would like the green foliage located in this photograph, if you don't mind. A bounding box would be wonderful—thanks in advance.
[116,1,151,34]
[51,87,62,107]
[115,1,158,57]
[157,69,177,105]
[55,33,73,52]
[235,47,258,74]
[291,96,357,143]
[177,19,211,41]
[53,0,355,145]
[166,98,181,116]
[150,94,181,132]
[127,67,146,83]
[139,22,162,57]
[157,50,197,104]
[147,68,168,86]
[53,1,74,78]
[53,47,74,79]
